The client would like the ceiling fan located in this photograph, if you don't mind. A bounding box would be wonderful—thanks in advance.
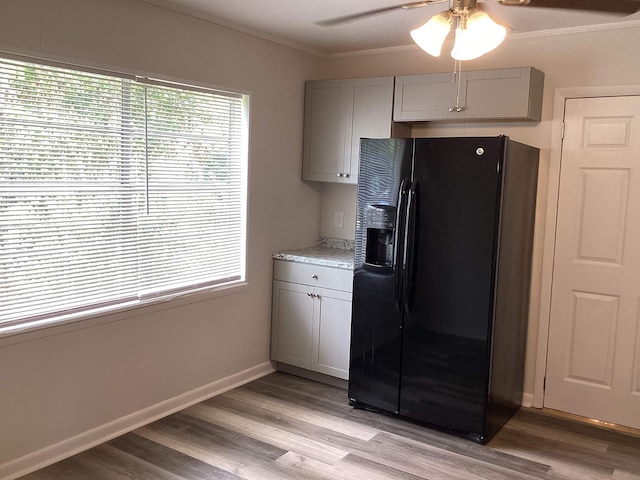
[317,0,640,27]
[317,0,640,60]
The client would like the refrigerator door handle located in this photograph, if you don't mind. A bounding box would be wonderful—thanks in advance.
[403,181,419,313]
[393,178,411,312]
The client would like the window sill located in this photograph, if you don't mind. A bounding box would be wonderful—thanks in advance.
[0,280,248,347]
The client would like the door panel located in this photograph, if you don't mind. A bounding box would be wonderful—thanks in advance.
[566,291,618,385]
[545,96,640,429]
[575,168,629,263]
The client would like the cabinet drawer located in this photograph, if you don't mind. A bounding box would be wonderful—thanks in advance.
[273,260,353,293]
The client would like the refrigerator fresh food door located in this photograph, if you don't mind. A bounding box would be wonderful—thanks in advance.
[349,138,412,413]
[399,136,505,438]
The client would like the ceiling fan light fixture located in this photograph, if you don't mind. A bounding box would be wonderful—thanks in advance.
[450,11,507,60]
[410,11,453,57]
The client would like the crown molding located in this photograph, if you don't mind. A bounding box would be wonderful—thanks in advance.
[507,18,640,40]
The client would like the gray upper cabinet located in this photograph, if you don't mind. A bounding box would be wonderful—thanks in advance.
[303,76,394,184]
[394,67,544,122]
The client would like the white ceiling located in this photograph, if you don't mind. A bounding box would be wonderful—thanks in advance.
[140,0,640,55]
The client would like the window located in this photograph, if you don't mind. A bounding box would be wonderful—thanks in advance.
[0,55,248,333]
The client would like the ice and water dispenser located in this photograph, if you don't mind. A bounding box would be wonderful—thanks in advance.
[364,204,396,268]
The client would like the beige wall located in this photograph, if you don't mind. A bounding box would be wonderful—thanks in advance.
[322,25,640,401]
[320,183,357,240]
[0,0,326,473]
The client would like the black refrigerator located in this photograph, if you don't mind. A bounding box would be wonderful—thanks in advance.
[349,136,538,443]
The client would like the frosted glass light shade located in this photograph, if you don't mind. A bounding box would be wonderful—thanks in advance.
[451,11,506,61]
[410,13,452,57]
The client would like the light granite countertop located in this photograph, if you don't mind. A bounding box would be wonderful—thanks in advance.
[272,238,354,270]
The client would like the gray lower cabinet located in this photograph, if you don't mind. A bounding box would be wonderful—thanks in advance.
[271,260,352,380]
[394,67,544,122]
[302,76,394,184]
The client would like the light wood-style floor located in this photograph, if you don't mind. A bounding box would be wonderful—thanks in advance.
[21,372,640,479]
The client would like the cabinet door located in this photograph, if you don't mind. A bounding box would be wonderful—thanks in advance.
[312,287,352,379]
[393,72,462,122]
[462,67,543,121]
[271,280,314,369]
[393,67,543,122]
[302,79,348,182]
[345,77,394,184]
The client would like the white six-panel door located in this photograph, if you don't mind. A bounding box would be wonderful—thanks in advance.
[545,96,640,429]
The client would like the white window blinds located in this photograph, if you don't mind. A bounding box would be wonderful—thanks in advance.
[0,57,247,330]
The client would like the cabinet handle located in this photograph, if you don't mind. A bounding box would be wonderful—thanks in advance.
[336,173,350,178]
[307,292,313,297]
[448,107,464,112]
[315,294,320,299]
[311,274,318,280]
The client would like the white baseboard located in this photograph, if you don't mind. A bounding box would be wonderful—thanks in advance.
[522,392,534,408]
[0,361,275,480]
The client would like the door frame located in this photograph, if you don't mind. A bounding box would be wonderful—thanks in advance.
[533,84,640,408]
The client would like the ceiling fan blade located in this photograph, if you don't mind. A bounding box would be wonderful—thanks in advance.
[315,1,447,27]
[498,0,640,15]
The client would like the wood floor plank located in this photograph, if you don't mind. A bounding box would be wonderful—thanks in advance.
[247,373,554,477]
[107,432,241,480]
[238,376,351,417]
[515,409,640,448]
[497,420,640,474]
[612,470,640,480]
[221,386,380,440]
[132,426,240,475]
[489,425,616,480]
[335,453,431,480]
[63,443,184,480]
[251,373,349,407]
[210,388,545,480]
[503,415,610,453]
[606,441,640,472]
[260,451,347,480]
[202,390,384,461]
[358,431,543,480]
[342,398,552,477]
[134,412,286,476]
[21,372,640,480]
[184,402,349,465]
[20,457,112,480]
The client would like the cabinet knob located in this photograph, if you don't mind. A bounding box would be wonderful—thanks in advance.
[307,292,313,297]
[311,274,318,280]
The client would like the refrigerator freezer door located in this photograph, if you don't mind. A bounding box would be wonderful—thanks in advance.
[399,137,505,437]
[349,138,412,413]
